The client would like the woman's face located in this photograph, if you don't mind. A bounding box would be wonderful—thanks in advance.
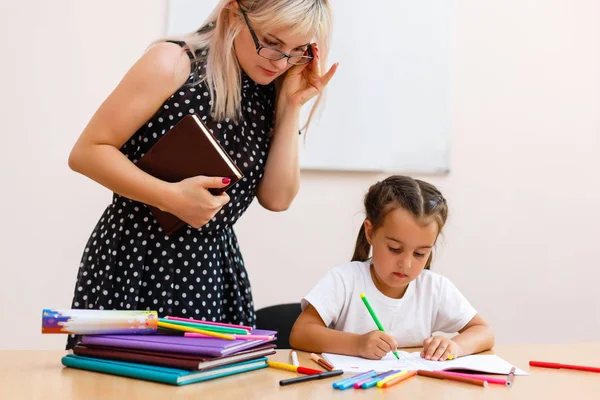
[233,14,313,85]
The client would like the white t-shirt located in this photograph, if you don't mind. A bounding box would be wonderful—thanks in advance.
[301,260,477,347]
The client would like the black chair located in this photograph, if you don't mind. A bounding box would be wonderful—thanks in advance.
[255,303,302,349]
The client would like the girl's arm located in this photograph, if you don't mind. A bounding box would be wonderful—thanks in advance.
[452,314,495,355]
[289,304,398,359]
[421,314,495,361]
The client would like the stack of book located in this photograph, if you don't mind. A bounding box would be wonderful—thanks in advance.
[60,315,277,386]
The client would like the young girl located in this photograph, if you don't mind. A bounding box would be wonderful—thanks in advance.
[289,176,494,361]
[66,0,337,349]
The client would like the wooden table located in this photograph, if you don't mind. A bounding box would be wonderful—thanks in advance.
[2,344,599,399]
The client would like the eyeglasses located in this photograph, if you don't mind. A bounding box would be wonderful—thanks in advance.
[239,6,313,65]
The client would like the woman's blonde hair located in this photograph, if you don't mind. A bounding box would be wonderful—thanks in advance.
[160,0,332,131]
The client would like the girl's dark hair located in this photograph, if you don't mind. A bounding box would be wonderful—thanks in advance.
[351,175,448,270]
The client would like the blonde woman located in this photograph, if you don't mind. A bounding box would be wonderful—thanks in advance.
[66,0,337,348]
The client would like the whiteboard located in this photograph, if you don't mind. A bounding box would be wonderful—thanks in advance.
[167,0,451,173]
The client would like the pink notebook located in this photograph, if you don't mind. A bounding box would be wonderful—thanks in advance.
[81,330,276,357]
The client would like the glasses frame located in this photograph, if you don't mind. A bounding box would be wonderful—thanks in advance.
[239,6,314,66]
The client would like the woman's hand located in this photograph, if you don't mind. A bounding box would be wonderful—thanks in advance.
[279,43,338,108]
[421,336,462,361]
[165,176,231,228]
[357,330,399,360]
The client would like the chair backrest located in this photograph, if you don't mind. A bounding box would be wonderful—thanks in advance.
[255,303,302,350]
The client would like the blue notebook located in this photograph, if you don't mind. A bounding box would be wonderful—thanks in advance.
[61,354,268,386]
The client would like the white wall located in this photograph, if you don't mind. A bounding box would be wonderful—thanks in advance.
[1,0,598,350]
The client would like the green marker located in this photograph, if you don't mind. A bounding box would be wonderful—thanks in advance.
[360,292,400,360]
[158,318,249,335]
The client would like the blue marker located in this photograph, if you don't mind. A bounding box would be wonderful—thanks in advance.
[361,370,400,389]
[333,370,377,389]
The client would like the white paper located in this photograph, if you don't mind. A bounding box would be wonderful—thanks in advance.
[322,351,528,375]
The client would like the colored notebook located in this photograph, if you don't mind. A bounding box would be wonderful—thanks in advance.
[81,330,277,357]
[323,352,528,375]
[61,354,267,386]
[136,113,243,235]
[73,343,276,371]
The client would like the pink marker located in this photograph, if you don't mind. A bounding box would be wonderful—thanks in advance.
[436,371,507,385]
[353,377,374,388]
[165,316,252,331]
[184,332,274,341]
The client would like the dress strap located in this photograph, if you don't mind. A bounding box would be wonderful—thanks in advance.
[166,40,194,60]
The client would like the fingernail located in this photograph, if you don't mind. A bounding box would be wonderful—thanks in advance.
[222,178,231,184]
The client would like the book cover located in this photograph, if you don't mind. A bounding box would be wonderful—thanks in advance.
[136,114,243,235]
[81,330,277,357]
[61,354,268,386]
[73,343,276,371]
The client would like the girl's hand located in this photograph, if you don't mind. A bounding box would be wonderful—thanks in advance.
[279,43,338,108]
[357,330,398,360]
[166,176,230,228]
[421,336,462,361]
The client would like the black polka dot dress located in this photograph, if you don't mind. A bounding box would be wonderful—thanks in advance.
[67,44,275,349]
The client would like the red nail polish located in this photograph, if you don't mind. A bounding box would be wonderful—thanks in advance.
[222,178,231,184]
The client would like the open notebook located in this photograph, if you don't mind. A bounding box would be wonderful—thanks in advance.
[323,351,528,375]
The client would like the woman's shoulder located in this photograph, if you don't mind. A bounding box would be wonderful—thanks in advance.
[140,41,194,90]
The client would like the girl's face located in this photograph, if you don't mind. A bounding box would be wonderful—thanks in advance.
[233,12,313,85]
[365,207,440,299]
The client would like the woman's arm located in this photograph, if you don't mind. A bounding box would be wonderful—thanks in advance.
[256,44,338,211]
[69,42,190,209]
[69,42,230,228]
[255,102,301,211]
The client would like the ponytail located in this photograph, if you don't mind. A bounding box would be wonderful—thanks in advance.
[423,252,433,270]
[351,221,371,262]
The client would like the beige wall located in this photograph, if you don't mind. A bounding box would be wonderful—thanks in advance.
[1,0,599,350]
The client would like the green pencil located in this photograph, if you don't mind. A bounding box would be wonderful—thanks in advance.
[360,292,400,360]
[157,318,249,335]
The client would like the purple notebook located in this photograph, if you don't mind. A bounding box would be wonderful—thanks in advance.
[81,330,277,357]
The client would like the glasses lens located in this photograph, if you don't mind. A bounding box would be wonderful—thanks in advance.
[258,47,286,60]
[288,56,312,65]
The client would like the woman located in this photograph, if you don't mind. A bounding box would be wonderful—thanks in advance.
[66,0,337,348]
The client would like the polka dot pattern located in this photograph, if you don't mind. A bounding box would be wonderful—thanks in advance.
[66,45,275,349]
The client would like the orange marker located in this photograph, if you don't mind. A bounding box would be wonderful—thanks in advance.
[310,353,334,371]
[381,370,417,388]
[417,370,488,387]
